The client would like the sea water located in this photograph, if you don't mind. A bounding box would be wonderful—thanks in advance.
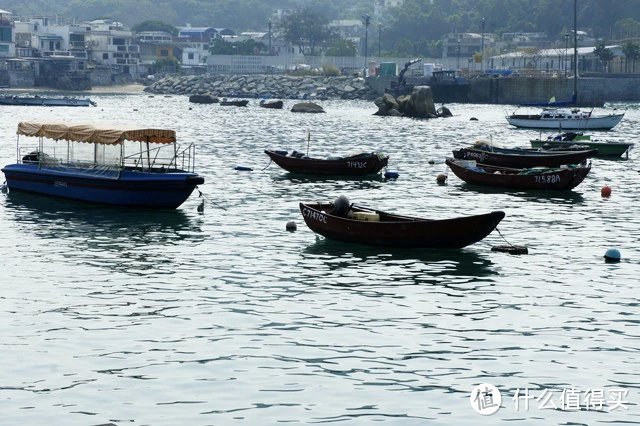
[0,92,639,425]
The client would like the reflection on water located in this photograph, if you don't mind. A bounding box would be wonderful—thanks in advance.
[3,191,204,274]
[453,182,587,204]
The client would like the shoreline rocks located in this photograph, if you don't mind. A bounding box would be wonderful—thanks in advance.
[144,74,380,100]
[374,86,451,118]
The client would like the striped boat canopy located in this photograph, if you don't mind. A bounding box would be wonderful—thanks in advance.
[17,122,177,145]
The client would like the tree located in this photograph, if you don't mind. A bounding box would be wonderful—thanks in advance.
[593,40,614,72]
[621,40,640,73]
[276,7,335,56]
[131,20,178,36]
[521,47,543,69]
[324,39,357,57]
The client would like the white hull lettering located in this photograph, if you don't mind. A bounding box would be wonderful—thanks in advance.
[534,174,561,184]
[303,207,327,223]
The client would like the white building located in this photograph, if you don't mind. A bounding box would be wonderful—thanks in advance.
[85,19,139,76]
[489,45,623,73]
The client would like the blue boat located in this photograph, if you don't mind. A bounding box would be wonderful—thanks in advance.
[1,122,204,209]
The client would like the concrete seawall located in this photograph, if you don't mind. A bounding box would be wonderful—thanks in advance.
[369,75,640,104]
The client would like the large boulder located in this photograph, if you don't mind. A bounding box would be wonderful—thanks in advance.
[189,94,219,104]
[291,102,325,113]
[373,86,441,118]
[410,86,436,117]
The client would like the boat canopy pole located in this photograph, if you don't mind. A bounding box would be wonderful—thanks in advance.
[146,137,151,170]
[573,0,578,102]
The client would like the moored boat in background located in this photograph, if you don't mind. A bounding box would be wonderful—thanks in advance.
[506,107,624,130]
[529,132,634,158]
[0,95,96,107]
[453,142,595,168]
[265,150,389,176]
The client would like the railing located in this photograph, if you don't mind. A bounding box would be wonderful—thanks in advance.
[122,142,197,173]
[18,141,198,175]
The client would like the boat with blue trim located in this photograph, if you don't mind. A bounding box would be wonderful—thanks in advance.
[1,122,204,209]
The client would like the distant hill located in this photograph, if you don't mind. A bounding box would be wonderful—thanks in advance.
[2,0,639,54]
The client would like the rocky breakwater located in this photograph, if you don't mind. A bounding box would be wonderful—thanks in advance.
[144,74,379,100]
[374,86,451,118]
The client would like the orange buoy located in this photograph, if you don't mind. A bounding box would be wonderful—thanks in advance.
[601,185,612,198]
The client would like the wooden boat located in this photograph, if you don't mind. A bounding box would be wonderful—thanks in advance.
[0,95,96,107]
[506,108,624,130]
[259,99,284,109]
[452,143,596,168]
[529,132,633,158]
[445,158,590,190]
[220,99,249,107]
[299,202,505,248]
[1,122,204,209]
[265,150,388,176]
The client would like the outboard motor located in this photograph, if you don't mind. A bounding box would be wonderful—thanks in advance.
[333,195,351,217]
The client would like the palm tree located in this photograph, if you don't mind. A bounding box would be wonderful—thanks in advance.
[593,40,614,72]
[622,40,640,73]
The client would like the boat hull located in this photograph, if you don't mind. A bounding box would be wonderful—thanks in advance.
[1,164,204,209]
[300,203,505,248]
[529,140,633,158]
[0,96,96,107]
[453,147,595,168]
[266,150,388,176]
[506,114,624,130]
[446,158,590,190]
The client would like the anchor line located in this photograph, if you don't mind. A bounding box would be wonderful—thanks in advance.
[495,227,517,248]
[196,187,227,211]
[260,159,272,171]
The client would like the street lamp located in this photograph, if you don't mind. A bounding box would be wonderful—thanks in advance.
[481,18,485,72]
[564,33,569,77]
[378,24,382,58]
[457,38,461,70]
[362,14,370,75]
[268,20,272,55]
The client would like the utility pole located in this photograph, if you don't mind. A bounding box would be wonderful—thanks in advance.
[481,18,486,72]
[362,14,371,76]
[564,33,569,77]
[268,20,272,55]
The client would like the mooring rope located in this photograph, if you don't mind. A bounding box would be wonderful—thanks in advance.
[196,187,227,211]
[260,159,272,171]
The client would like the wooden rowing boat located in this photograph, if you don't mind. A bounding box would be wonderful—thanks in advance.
[265,150,388,175]
[300,201,505,248]
[445,158,590,190]
[452,145,595,168]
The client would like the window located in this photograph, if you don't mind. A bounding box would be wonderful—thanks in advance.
[0,27,11,42]
[160,49,168,57]
[188,53,194,60]
[103,52,109,59]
